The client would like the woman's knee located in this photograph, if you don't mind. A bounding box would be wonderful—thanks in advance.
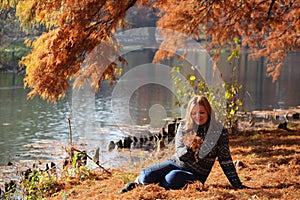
[137,168,150,183]
[137,166,161,184]
[164,170,195,189]
[137,160,179,184]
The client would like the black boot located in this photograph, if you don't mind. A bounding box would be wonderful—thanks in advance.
[119,182,138,194]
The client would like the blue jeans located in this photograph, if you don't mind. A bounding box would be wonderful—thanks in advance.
[137,159,198,190]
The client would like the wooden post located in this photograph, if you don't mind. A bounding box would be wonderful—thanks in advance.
[68,117,72,146]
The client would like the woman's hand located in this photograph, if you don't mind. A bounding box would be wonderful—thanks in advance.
[182,131,203,148]
[179,131,203,163]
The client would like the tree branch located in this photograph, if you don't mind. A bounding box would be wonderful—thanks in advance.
[71,147,112,175]
[267,0,276,19]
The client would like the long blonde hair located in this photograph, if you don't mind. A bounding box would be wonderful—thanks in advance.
[185,95,212,130]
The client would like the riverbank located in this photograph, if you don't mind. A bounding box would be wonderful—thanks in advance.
[55,123,300,200]
[53,123,300,199]
[2,121,299,200]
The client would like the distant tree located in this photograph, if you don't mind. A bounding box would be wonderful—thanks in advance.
[0,7,44,71]
[0,8,17,69]
[0,0,299,102]
[126,5,158,28]
[0,8,18,44]
[126,5,159,44]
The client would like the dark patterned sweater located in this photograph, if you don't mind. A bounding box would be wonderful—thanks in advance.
[169,122,243,188]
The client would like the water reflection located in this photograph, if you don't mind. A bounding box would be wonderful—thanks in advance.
[129,84,180,125]
[0,74,71,165]
[219,51,300,111]
[0,73,177,166]
[0,50,300,167]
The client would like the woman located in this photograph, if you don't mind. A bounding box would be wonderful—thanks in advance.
[120,95,247,193]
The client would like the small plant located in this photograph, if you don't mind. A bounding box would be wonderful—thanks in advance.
[3,146,111,199]
[225,38,244,133]
[4,180,17,199]
[20,168,62,199]
[171,38,243,132]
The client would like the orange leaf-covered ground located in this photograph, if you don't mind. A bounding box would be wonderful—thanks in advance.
[46,123,300,200]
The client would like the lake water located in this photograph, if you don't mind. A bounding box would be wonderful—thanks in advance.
[0,49,300,168]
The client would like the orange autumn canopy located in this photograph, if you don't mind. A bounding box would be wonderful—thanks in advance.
[1,0,299,102]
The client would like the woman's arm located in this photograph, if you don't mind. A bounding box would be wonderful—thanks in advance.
[174,122,188,157]
[217,129,243,188]
[175,123,199,163]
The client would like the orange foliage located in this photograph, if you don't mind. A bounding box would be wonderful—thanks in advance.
[154,0,300,82]
[1,0,299,101]
[16,0,138,102]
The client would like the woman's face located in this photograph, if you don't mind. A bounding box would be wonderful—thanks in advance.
[191,104,209,126]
